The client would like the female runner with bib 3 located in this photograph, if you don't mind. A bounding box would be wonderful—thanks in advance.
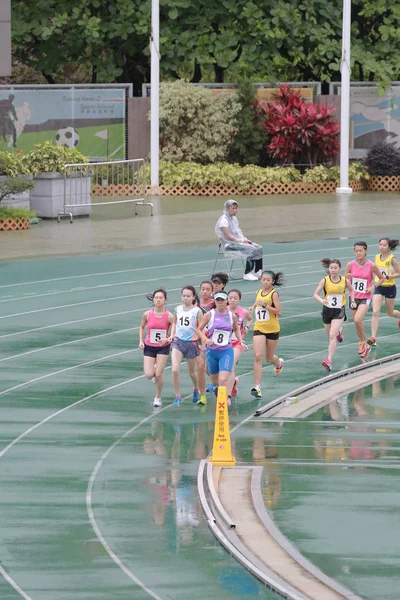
[368,238,400,347]
[249,271,284,399]
[313,258,354,372]
[344,241,384,358]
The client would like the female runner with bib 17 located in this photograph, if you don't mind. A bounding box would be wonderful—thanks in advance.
[249,270,284,400]
[313,258,354,372]
[344,241,385,358]
[368,238,400,347]
[139,289,174,408]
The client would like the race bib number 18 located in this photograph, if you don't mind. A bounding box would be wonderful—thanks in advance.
[352,277,368,293]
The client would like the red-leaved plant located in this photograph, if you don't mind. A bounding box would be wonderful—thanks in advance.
[260,85,340,168]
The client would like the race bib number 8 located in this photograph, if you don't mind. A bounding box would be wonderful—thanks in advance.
[352,277,368,293]
[211,329,230,346]
[327,294,342,308]
[255,306,270,321]
[150,329,165,344]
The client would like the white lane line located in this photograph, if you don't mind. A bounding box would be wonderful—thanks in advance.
[0,327,139,363]
[0,243,357,290]
[0,566,32,600]
[0,349,137,399]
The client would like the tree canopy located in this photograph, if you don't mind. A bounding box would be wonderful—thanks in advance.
[10,0,400,92]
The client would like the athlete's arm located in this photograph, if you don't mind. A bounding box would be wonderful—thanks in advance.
[243,309,253,331]
[168,309,177,341]
[265,292,281,316]
[138,311,149,348]
[391,256,400,279]
[346,278,355,303]
[370,263,385,291]
[313,278,328,305]
[344,262,352,281]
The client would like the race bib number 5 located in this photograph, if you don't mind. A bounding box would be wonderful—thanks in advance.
[352,277,368,293]
[150,329,165,344]
[255,306,270,321]
[211,329,230,346]
[327,294,342,308]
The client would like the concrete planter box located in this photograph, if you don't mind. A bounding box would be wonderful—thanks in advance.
[30,172,92,219]
[0,175,32,210]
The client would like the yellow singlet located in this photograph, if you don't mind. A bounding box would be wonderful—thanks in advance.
[323,275,346,307]
[253,288,280,334]
[374,253,395,286]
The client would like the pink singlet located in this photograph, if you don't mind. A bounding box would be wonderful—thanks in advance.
[145,308,171,346]
[349,259,374,299]
[231,305,246,349]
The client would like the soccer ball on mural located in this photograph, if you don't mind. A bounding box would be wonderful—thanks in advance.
[55,126,80,148]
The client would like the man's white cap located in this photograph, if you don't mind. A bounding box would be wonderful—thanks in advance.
[225,199,239,209]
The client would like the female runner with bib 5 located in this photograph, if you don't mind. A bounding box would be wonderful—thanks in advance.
[344,241,384,358]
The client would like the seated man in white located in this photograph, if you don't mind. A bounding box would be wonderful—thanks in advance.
[215,199,263,281]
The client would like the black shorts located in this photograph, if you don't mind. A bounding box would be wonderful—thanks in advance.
[374,285,397,299]
[253,330,280,340]
[349,298,372,309]
[322,306,346,325]
[143,343,170,358]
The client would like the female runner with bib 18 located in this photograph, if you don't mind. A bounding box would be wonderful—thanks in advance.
[344,241,385,358]
[139,289,174,408]
[368,238,400,347]
[249,270,284,399]
[313,258,354,372]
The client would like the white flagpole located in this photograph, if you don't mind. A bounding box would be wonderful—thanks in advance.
[336,0,353,194]
[150,0,160,187]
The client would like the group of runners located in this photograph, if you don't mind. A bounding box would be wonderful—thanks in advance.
[139,238,400,408]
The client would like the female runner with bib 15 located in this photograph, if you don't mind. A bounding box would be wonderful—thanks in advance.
[344,241,385,358]
[139,289,174,408]
[198,291,247,406]
[249,270,284,399]
[313,258,354,372]
[170,286,202,407]
[368,238,400,347]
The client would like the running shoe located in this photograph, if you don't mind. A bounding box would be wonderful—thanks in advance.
[361,344,371,358]
[251,386,262,399]
[321,358,332,372]
[243,272,258,281]
[151,376,156,384]
[153,397,162,407]
[227,395,231,406]
[192,389,200,403]
[172,397,181,407]
[273,358,284,377]
[336,328,344,343]
[213,386,219,398]
[197,394,207,406]
[206,384,217,393]
[366,336,377,347]
[357,342,365,355]
[231,377,239,397]
[254,270,262,279]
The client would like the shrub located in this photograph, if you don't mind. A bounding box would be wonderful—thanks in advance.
[158,80,241,164]
[365,142,400,176]
[0,151,29,177]
[20,141,89,176]
[228,80,266,166]
[0,178,35,203]
[261,85,340,168]
[0,206,36,219]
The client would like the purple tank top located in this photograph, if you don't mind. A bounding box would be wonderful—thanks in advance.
[207,310,233,350]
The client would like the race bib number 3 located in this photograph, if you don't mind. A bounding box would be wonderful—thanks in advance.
[352,277,368,293]
[150,329,165,344]
[211,329,230,346]
[255,306,270,321]
[327,294,342,308]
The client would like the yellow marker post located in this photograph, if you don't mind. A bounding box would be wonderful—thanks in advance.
[209,386,236,466]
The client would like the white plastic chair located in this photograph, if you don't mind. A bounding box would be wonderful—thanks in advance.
[211,238,247,280]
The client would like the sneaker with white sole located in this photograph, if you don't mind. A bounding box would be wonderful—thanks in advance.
[197,394,207,406]
[153,397,162,407]
[172,397,181,407]
[251,386,262,399]
[254,270,262,279]
[273,358,284,376]
[243,272,258,281]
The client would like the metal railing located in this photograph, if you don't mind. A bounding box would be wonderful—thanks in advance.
[58,158,153,223]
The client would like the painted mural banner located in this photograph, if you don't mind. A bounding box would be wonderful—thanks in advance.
[349,86,400,151]
[0,87,126,160]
